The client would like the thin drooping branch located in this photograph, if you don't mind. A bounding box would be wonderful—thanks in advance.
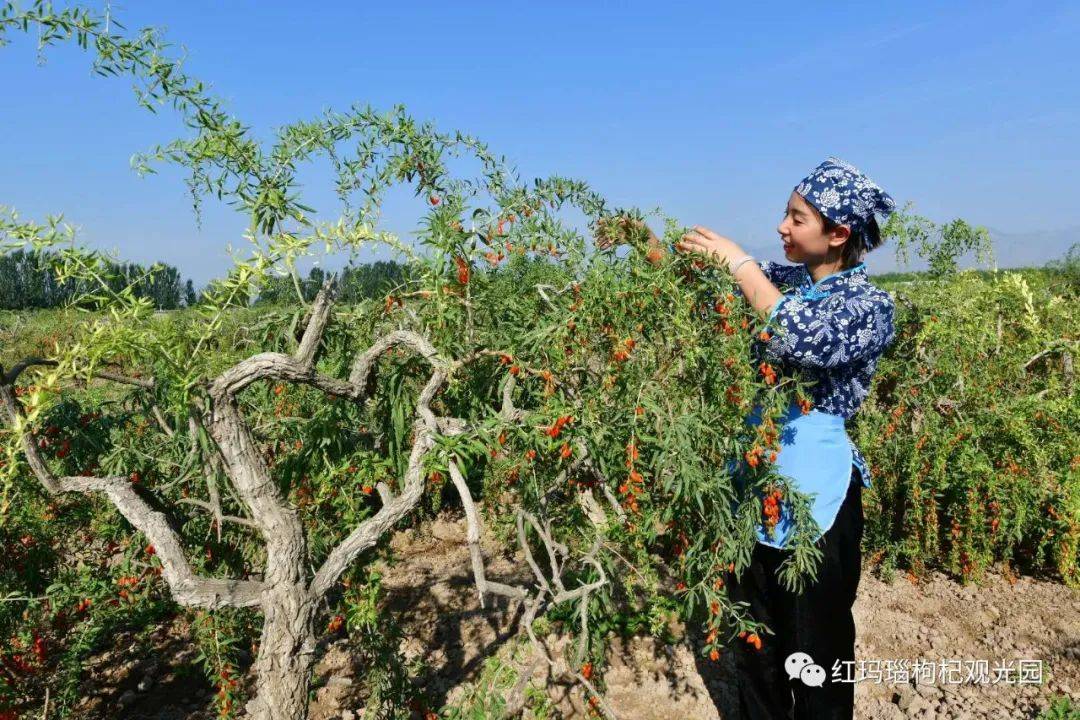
[570,538,606,667]
[187,414,226,538]
[512,508,608,610]
[427,362,619,680]
[151,405,176,437]
[516,511,552,596]
[525,512,567,596]
[177,498,259,529]
[447,458,493,608]
[2,389,62,496]
[4,358,165,437]
[511,511,616,720]
[438,364,586,609]
[95,369,155,389]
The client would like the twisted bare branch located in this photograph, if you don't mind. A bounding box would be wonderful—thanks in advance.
[0,383,264,608]
[348,330,450,386]
[210,353,367,401]
[310,369,447,595]
[296,279,335,369]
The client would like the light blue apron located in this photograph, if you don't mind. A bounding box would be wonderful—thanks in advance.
[721,272,872,549]
[726,402,869,549]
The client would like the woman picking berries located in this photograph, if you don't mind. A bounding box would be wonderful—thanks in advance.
[600,157,898,719]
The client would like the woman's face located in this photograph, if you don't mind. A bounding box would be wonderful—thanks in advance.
[777,190,849,264]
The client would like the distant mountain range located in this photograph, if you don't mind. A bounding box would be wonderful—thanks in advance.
[976,226,1080,270]
[744,226,1079,275]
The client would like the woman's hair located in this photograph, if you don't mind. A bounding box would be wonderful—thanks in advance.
[810,205,866,269]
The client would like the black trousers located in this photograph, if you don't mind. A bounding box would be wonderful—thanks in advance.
[727,467,864,720]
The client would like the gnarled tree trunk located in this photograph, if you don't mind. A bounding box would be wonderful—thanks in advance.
[246,585,317,720]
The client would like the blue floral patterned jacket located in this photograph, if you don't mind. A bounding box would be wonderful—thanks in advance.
[756,260,896,417]
[735,260,897,487]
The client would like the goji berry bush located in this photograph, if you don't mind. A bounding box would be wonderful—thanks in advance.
[855,263,1079,586]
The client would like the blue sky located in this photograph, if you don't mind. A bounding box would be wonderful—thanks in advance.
[2,1,1078,284]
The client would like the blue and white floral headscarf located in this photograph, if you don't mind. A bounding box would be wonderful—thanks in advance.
[794,157,896,253]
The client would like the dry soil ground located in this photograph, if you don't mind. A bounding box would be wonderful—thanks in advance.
[72,508,1079,719]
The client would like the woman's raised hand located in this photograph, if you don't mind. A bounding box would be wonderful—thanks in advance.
[675,225,745,267]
